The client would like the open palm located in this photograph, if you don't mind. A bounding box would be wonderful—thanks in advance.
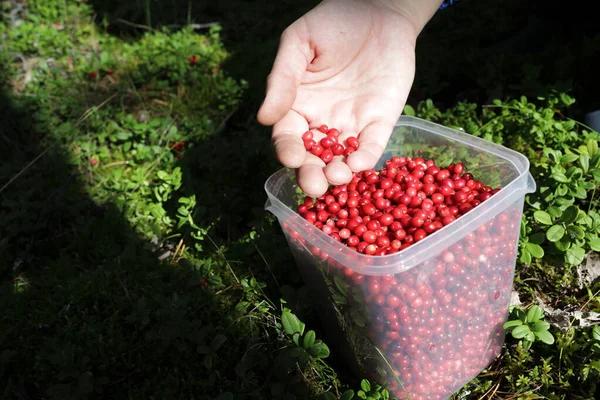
[258,0,419,197]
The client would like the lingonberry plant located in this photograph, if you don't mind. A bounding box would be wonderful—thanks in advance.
[503,305,555,350]
[420,95,600,268]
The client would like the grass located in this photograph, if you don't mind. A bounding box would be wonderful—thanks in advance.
[0,0,599,399]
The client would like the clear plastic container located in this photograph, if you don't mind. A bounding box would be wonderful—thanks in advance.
[264,116,536,400]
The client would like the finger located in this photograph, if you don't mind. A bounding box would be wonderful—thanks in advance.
[272,110,309,169]
[297,154,329,197]
[346,120,395,172]
[257,25,311,126]
[324,160,353,186]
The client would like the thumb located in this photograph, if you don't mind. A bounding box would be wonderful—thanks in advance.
[257,23,310,126]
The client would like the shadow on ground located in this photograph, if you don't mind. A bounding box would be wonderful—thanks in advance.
[0,1,330,398]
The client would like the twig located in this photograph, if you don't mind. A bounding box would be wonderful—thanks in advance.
[116,18,153,31]
[207,234,240,284]
[165,22,219,30]
[251,240,279,288]
[0,145,55,195]
[478,378,502,400]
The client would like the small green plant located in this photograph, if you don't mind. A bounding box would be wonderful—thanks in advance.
[504,305,555,350]
[336,379,390,400]
[280,308,331,363]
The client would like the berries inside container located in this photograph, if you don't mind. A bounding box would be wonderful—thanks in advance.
[265,117,535,400]
[297,151,500,256]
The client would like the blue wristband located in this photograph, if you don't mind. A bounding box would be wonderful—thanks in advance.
[439,0,455,10]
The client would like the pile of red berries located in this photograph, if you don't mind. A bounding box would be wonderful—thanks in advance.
[302,124,359,164]
[281,153,521,400]
[297,154,499,255]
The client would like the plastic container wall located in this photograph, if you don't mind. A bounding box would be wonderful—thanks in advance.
[265,116,536,400]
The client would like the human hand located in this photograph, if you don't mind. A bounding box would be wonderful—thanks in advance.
[258,0,424,197]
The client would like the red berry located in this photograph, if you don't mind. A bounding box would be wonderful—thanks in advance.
[311,145,324,157]
[304,139,316,150]
[318,124,329,133]
[332,143,345,156]
[326,128,340,137]
[320,149,334,163]
[346,136,359,149]
[189,56,198,64]
[320,136,335,149]
[302,130,313,141]
[343,147,355,157]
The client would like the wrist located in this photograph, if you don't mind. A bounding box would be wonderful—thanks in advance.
[366,0,444,36]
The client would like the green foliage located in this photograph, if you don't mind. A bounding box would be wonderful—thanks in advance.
[503,305,555,350]
[414,94,600,267]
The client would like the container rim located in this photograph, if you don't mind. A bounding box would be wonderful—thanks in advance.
[265,116,536,275]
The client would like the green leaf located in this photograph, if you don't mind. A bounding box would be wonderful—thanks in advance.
[551,171,569,183]
[526,331,536,342]
[532,320,550,332]
[546,225,565,242]
[292,332,300,346]
[533,210,553,225]
[567,225,585,240]
[309,342,330,358]
[547,206,563,218]
[303,330,316,349]
[588,139,599,156]
[511,324,531,339]
[593,325,600,342]
[592,169,600,182]
[561,206,579,225]
[351,309,366,327]
[534,330,555,345]
[281,311,301,335]
[588,236,600,252]
[560,153,579,164]
[555,235,572,251]
[503,319,524,329]
[515,307,527,323]
[527,305,544,323]
[525,242,544,258]
[298,321,305,336]
[520,248,532,265]
[211,334,227,351]
[204,354,213,369]
[529,232,546,245]
[361,380,371,393]
[403,104,415,116]
[580,154,590,172]
[566,245,586,265]
[334,276,349,297]
[573,185,588,200]
[341,390,355,400]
